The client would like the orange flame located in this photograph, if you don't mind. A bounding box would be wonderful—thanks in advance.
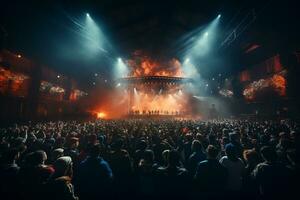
[243,74,286,100]
[127,54,183,77]
[97,112,107,119]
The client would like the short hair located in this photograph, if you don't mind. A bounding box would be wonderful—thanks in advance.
[225,143,236,157]
[206,145,219,158]
[144,149,154,163]
[112,138,124,150]
[168,150,180,166]
[138,140,147,150]
[260,146,277,162]
[192,140,203,152]
[243,149,259,163]
[89,144,101,157]
[27,150,47,166]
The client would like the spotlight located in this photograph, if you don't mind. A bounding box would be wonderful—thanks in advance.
[118,57,122,62]
[86,13,90,17]
[218,14,221,18]
[184,58,190,63]
[57,75,60,79]
[204,32,209,36]
[17,54,22,58]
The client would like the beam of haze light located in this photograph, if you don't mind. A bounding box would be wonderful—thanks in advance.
[183,15,221,59]
[85,15,108,53]
[114,57,129,79]
[182,58,200,79]
[63,12,110,55]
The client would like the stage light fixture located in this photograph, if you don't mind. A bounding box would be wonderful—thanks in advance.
[86,13,90,17]
[218,14,221,18]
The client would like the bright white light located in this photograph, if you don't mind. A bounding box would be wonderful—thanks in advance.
[206,84,209,87]
[188,15,221,57]
[57,75,60,79]
[86,13,90,17]
[115,57,128,78]
[185,58,190,63]
[218,14,221,18]
[116,83,121,87]
[84,13,107,54]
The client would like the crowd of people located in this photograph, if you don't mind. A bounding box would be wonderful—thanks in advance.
[0,119,299,200]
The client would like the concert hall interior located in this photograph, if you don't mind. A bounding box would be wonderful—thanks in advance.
[0,1,300,200]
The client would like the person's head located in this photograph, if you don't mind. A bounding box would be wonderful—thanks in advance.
[260,146,277,163]
[229,132,240,143]
[89,134,98,145]
[55,137,65,148]
[243,149,259,165]
[195,133,203,141]
[26,150,47,166]
[206,145,219,159]
[143,149,154,163]
[52,148,64,161]
[138,140,147,151]
[168,150,181,167]
[68,137,79,149]
[191,140,203,153]
[162,149,170,165]
[89,144,101,158]
[113,139,124,150]
[185,134,193,142]
[53,156,73,178]
[225,144,237,160]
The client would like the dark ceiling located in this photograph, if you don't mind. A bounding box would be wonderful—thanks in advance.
[1,0,299,88]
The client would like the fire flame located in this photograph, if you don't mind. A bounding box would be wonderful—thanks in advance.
[127,53,183,77]
[243,74,286,100]
[97,112,107,119]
